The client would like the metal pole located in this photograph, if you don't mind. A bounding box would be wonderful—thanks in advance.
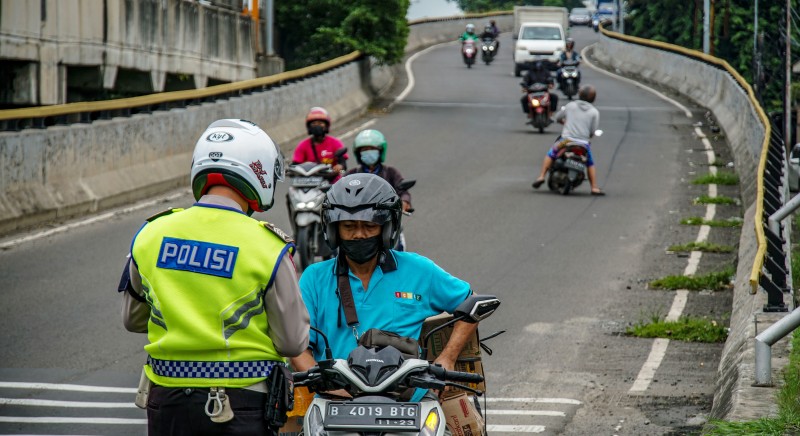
[755,306,800,386]
[703,0,710,54]
[619,1,625,34]
[265,0,273,56]
[785,0,792,154]
[768,192,800,237]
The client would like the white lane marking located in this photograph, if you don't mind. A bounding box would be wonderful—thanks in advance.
[684,251,702,276]
[629,338,670,392]
[484,398,582,405]
[665,290,689,322]
[709,183,718,198]
[487,424,546,433]
[339,118,377,140]
[696,225,711,244]
[0,382,137,394]
[0,416,146,425]
[486,409,566,417]
[0,190,189,250]
[395,42,456,104]
[0,398,137,408]
[582,45,693,118]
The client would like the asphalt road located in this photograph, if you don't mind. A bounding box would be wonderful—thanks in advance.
[0,27,732,435]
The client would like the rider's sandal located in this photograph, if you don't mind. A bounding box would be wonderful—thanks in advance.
[532,179,545,189]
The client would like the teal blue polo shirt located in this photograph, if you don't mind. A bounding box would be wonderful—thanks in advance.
[299,250,472,362]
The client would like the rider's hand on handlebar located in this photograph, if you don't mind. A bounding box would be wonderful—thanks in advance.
[332,164,344,173]
[402,201,411,212]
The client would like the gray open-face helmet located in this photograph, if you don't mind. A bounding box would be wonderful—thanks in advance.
[322,173,402,250]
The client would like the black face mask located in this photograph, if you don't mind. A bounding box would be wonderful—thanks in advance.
[309,125,326,138]
[340,236,382,264]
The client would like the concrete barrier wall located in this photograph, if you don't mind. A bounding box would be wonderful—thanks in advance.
[0,13,513,237]
[405,15,513,53]
[594,36,780,421]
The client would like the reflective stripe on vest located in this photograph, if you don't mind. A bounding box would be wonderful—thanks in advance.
[147,356,284,379]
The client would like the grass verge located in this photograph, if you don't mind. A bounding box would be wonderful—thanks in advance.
[692,172,739,185]
[668,242,734,253]
[693,195,737,205]
[681,217,743,227]
[649,266,734,291]
[627,316,728,343]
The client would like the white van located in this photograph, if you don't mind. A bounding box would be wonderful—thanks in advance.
[513,22,566,76]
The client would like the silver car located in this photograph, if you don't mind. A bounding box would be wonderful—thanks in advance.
[569,8,592,26]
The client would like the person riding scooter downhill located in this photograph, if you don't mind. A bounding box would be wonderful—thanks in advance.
[532,85,605,195]
[520,60,559,121]
[292,107,348,182]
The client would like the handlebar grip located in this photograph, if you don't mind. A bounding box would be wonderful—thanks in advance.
[445,370,484,383]
[292,371,310,382]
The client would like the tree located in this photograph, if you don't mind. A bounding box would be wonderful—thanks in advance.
[276,0,409,69]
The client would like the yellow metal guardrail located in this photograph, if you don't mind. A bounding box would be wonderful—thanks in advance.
[599,24,771,294]
[0,51,362,122]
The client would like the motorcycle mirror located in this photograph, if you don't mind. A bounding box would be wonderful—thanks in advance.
[453,295,501,323]
[334,148,347,157]
[397,179,416,191]
[310,326,333,361]
[594,129,604,137]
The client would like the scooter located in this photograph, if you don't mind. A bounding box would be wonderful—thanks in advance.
[547,130,603,195]
[480,38,497,65]
[523,82,553,133]
[285,149,346,271]
[559,60,580,100]
[462,40,477,68]
[293,295,502,436]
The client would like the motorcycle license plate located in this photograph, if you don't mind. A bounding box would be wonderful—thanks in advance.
[324,402,420,429]
[564,160,586,171]
[292,176,324,186]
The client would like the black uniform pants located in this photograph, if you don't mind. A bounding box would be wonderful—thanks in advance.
[147,385,276,436]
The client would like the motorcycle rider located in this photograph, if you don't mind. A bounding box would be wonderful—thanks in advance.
[289,174,478,402]
[520,59,559,118]
[120,119,310,435]
[292,107,348,180]
[557,38,581,90]
[346,129,412,213]
[532,85,605,195]
[459,23,480,43]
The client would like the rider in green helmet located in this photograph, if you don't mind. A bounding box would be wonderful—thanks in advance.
[346,129,412,213]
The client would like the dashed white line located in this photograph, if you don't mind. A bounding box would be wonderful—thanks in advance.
[0,398,137,408]
[665,290,690,322]
[0,381,137,393]
[487,424,546,433]
[484,397,582,405]
[485,409,566,417]
[629,338,670,392]
[0,416,146,425]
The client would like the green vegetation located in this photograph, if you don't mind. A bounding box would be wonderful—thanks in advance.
[649,267,734,291]
[692,172,739,186]
[668,242,734,254]
[693,195,737,205]
[680,217,743,227]
[627,316,728,343]
[626,0,799,111]
[276,0,410,68]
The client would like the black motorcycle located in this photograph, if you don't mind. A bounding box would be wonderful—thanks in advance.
[559,60,580,100]
[480,37,498,65]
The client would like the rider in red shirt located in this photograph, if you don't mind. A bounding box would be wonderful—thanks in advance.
[292,107,348,180]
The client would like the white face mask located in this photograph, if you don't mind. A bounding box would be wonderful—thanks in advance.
[360,150,380,166]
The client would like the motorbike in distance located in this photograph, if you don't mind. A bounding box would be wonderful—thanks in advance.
[559,60,580,100]
[480,37,498,65]
[547,130,603,195]
[285,148,346,271]
[522,82,553,133]
[462,39,477,68]
[292,295,502,436]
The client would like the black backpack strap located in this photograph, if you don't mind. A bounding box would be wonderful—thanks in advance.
[336,257,359,328]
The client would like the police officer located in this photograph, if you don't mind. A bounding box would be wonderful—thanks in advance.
[290,174,477,400]
[120,119,310,435]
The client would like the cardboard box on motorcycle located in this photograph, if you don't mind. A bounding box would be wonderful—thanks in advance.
[441,392,486,436]
[419,313,486,392]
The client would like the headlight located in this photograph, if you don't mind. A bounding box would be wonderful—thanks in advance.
[570,72,578,78]
[297,202,307,209]
[531,99,540,107]
[489,46,494,51]
[419,409,441,436]
[307,405,327,436]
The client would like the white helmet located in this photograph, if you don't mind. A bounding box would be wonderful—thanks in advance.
[466,23,475,33]
[190,119,285,214]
